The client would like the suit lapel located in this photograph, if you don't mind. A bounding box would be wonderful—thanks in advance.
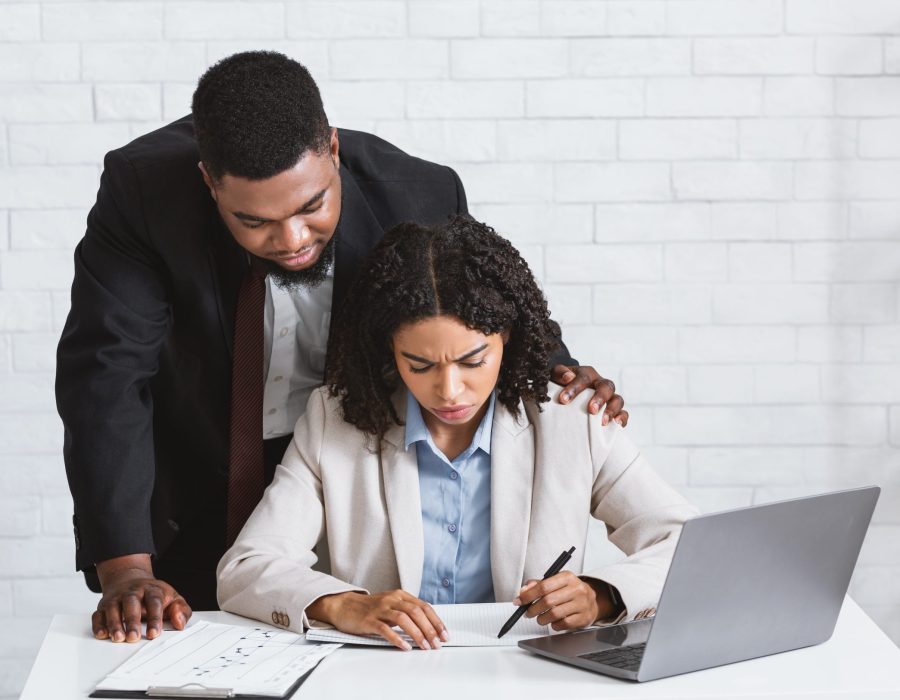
[380,392,425,596]
[332,161,385,312]
[489,401,535,602]
[207,214,246,358]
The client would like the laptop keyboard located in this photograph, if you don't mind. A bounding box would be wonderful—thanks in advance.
[579,642,646,671]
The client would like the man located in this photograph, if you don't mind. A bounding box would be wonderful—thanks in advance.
[56,51,627,645]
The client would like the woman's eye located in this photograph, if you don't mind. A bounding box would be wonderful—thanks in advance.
[409,365,431,374]
[461,360,486,369]
[244,221,266,229]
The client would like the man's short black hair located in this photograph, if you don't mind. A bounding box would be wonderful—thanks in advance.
[192,51,331,182]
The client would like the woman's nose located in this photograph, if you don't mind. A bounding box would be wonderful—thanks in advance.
[437,366,463,402]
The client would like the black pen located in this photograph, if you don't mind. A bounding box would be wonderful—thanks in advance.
[497,546,575,638]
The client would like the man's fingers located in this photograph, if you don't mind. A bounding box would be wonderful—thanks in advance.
[597,393,625,424]
[550,364,576,387]
[121,593,144,642]
[610,408,629,427]
[144,589,165,640]
[166,596,192,629]
[103,601,126,643]
[557,369,596,404]
[91,609,109,640]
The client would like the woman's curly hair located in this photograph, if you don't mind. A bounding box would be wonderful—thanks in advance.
[325,215,561,439]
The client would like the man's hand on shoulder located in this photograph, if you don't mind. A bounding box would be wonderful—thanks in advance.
[93,553,192,642]
[551,364,629,426]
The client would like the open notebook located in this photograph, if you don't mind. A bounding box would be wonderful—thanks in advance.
[306,602,551,647]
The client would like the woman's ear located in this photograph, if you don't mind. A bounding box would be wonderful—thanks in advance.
[501,329,511,344]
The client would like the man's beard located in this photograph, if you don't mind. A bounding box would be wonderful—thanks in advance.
[262,234,337,292]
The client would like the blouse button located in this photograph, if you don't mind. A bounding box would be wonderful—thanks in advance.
[448,523,457,533]
[442,578,450,587]
[449,471,458,480]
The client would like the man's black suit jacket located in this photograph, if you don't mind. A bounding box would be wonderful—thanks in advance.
[56,115,576,601]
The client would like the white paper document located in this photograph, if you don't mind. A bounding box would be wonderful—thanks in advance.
[93,620,341,698]
[305,602,551,647]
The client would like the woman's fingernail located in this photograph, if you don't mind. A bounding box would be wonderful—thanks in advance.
[602,414,609,426]
[401,640,412,651]
[421,639,431,650]
[440,628,450,642]
[512,597,521,606]
[431,637,441,649]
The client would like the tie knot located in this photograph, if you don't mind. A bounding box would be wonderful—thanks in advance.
[248,257,268,281]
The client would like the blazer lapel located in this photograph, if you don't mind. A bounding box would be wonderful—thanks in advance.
[379,392,425,596]
[489,401,535,602]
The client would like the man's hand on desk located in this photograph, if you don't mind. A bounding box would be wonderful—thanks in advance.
[93,553,192,643]
[513,571,618,631]
[552,364,629,426]
[307,589,449,652]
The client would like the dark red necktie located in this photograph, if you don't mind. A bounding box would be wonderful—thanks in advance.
[226,260,267,547]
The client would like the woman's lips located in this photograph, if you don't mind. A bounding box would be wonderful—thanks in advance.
[431,405,475,421]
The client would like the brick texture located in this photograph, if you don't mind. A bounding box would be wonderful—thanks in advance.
[2,3,900,697]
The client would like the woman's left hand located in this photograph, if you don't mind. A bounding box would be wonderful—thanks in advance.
[513,571,611,631]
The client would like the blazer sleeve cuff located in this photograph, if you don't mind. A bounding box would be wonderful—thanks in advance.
[300,581,370,631]
[581,567,663,625]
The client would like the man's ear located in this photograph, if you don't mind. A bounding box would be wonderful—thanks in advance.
[330,127,340,169]
[198,162,217,201]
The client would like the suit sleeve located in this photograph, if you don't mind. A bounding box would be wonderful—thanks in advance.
[56,148,171,571]
[217,389,367,633]
[449,165,468,216]
[582,423,699,623]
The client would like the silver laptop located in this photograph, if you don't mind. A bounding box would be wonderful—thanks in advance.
[519,486,880,682]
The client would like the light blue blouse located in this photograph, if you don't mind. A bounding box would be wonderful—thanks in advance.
[404,391,496,605]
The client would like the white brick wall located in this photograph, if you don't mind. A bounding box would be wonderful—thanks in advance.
[2,2,899,696]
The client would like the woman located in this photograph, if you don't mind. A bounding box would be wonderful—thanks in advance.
[217,216,697,651]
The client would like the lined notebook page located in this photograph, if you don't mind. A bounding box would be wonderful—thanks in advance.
[306,602,550,647]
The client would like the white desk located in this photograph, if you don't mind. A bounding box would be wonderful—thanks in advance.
[20,599,900,700]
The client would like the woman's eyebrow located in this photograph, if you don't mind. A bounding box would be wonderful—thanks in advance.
[400,344,488,364]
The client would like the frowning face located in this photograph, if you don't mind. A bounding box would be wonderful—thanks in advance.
[392,315,505,433]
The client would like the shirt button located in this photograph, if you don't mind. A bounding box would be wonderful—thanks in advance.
[448,523,457,533]
[267,408,277,415]
[449,471,458,480]
[273,375,283,382]
[279,328,289,338]
[442,578,450,587]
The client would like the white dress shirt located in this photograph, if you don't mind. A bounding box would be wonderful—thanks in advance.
[262,265,334,438]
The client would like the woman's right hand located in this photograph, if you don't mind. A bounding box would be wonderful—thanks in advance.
[307,590,448,651]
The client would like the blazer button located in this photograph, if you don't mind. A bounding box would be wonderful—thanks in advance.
[167,519,180,532]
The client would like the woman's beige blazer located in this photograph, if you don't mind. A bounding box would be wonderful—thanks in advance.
[217,386,699,632]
